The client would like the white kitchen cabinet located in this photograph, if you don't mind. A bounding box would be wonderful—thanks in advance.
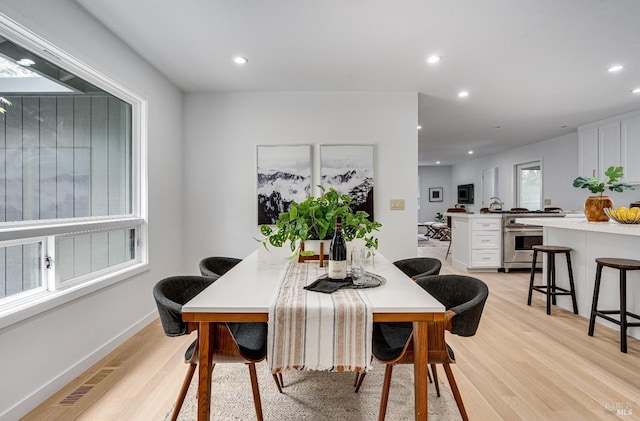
[579,110,640,184]
[578,126,599,178]
[449,214,501,272]
[622,114,640,184]
[578,122,620,179]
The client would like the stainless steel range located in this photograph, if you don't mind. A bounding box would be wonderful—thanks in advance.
[499,210,566,271]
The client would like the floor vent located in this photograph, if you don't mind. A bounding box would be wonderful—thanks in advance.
[58,368,115,406]
[58,385,93,406]
[106,356,124,368]
[85,368,114,385]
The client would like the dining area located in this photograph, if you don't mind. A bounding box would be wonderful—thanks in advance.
[153,246,488,421]
[22,239,640,420]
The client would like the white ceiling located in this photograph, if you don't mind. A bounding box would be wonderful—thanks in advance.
[75,0,640,165]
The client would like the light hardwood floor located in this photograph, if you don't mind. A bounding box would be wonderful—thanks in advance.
[24,240,640,420]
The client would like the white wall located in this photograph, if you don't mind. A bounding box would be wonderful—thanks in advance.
[418,165,453,222]
[183,92,418,268]
[0,2,184,419]
[451,132,594,213]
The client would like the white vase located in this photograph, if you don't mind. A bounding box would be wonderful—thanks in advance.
[302,239,331,255]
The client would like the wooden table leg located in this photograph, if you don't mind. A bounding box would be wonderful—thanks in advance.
[413,321,429,420]
[197,322,215,420]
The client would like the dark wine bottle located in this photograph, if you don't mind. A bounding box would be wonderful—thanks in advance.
[328,216,347,280]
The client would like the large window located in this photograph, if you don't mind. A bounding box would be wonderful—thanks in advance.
[515,160,542,211]
[0,18,146,322]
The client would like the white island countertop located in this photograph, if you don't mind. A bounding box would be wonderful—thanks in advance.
[445,212,502,219]
[517,216,640,237]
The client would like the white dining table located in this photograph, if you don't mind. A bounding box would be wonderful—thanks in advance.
[182,247,446,420]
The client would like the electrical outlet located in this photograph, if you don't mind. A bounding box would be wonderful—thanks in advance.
[390,199,405,210]
[544,199,551,206]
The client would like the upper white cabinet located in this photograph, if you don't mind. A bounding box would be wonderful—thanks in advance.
[578,126,599,178]
[621,115,640,184]
[578,110,640,184]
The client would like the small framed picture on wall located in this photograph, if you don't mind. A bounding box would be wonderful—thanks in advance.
[429,187,443,202]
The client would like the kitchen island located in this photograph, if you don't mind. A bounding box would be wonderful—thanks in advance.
[518,216,640,340]
[447,213,502,272]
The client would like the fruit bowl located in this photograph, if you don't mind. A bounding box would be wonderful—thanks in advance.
[604,207,640,224]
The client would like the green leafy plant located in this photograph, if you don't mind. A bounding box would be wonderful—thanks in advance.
[434,212,444,223]
[572,166,634,196]
[257,186,382,256]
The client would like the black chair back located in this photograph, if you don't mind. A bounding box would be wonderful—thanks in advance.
[415,274,488,337]
[393,257,442,279]
[153,275,215,337]
[199,256,242,278]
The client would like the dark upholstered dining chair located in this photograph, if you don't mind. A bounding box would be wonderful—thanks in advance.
[373,274,489,421]
[153,275,278,421]
[199,256,285,391]
[393,257,442,279]
[353,257,443,392]
[199,256,242,279]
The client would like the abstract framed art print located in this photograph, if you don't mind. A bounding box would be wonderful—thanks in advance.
[320,144,374,220]
[257,145,311,224]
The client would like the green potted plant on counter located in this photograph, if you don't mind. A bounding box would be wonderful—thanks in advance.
[257,186,382,260]
[572,165,634,221]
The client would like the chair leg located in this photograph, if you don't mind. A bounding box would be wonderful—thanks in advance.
[171,362,197,421]
[272,373,283,393]
[430,364,441,397]
[527,250,538,306]
[354,371,367,393]
[546,253,554,315]
[427,367,432,384]
[565,252,579,314]
[620,269,628,353]
[247,363,264,421]
[588,264,604,336]
[443,363,469,421]
[354,356,373,392]
[378,364,394,421]
[550,253,557,306]
[446,239,452,259]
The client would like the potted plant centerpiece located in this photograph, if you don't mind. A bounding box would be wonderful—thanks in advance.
[572,166,634,221]
[257,186,382,262]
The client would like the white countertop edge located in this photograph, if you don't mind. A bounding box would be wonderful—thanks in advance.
[445,213,501,218]
[517,217,640,236]
[182,304,445,313]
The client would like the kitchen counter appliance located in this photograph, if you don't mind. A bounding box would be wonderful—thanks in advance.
[502,210,565,271]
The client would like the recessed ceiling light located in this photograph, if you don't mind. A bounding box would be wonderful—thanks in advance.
[632,88,640,94]
[427,55,442,64]
[417,125,422,130]
[458,91,469,98]
[468,150,474,154]
[436,161,441,164]
[608,64,624,72]
[233,56,248,65]
[16,58,34,66]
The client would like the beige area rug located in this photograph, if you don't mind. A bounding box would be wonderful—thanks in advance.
[165,360,461,421]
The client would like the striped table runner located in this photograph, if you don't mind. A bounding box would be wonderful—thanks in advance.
[268,260,373,373]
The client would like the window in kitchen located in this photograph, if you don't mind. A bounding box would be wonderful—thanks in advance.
[0,18,147,326]
[515,160,542,210]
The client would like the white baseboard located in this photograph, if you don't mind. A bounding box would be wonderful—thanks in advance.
[1,311,158,421]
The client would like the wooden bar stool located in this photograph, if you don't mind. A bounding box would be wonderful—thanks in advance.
[527,245,578,315]
[588,258,640,353]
